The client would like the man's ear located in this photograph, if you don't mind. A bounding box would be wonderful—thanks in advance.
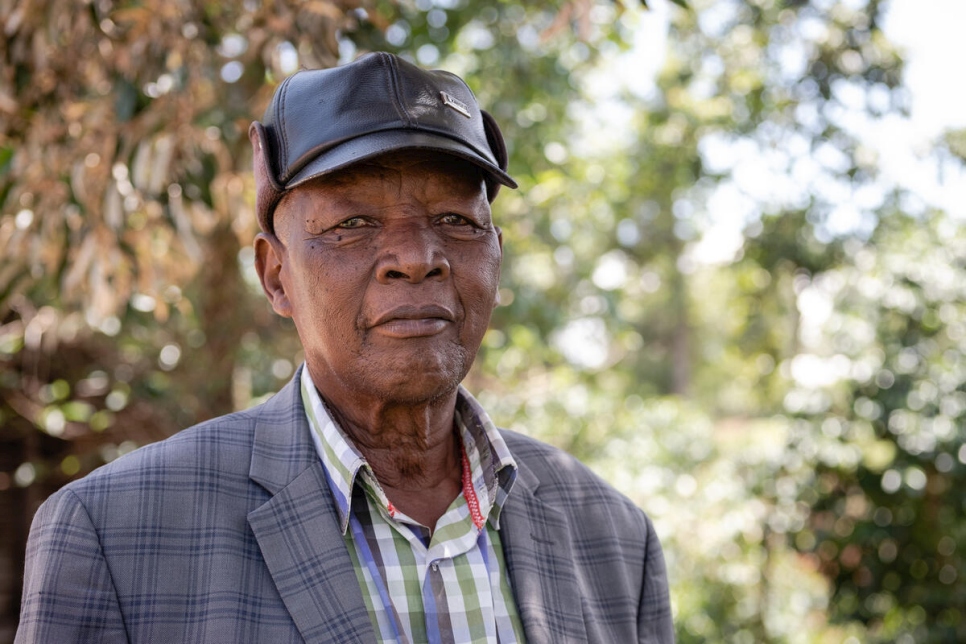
[253,232,293,318]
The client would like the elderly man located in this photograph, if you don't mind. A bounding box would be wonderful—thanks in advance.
[17,52,673,643]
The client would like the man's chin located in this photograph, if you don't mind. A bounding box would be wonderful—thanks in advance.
[365,353,471,405]
[308,341,478,406]
[363,371,465,406]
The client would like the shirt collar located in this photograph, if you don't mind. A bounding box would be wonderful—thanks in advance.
[300,365,518,534]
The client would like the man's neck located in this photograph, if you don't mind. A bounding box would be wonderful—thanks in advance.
[318,386,464,530]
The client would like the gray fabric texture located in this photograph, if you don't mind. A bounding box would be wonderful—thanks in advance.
[16,367,674,643]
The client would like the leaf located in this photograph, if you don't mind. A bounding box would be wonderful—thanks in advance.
[945,129,966,162]
[0,146,13,175]
[0,89,17,114]
[114,79,140,123]
[303,1,343,19]
[111,7,151,27]
[639,0,689,9]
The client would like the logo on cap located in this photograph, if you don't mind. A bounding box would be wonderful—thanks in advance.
[440,91,471,118]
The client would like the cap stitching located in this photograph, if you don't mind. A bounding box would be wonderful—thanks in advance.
[277,75,294,181]
[382,53,413,128]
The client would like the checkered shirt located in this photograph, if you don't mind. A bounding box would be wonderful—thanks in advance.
[300,368,526,644]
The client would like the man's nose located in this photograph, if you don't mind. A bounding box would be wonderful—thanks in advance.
[375,223,451,284]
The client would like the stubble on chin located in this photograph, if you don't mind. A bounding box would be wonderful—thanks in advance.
[349,335,472,406]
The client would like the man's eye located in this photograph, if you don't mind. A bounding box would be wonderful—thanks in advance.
[337,217,369,229]
[439,213,470,226]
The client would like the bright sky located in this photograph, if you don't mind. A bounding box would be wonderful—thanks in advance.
[690,0,966,263]
[570,0,966,343]
[788,0,966,391]
[882,0,966,137]
[868,0,966,222]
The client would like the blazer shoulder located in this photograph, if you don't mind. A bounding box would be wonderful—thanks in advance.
[56,404,264,501]
[499,428,646,520]
[497,429,673,641]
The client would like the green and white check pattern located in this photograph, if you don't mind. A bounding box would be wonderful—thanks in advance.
[301,369,526,644]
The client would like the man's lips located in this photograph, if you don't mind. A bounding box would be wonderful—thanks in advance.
[370,305,455,338]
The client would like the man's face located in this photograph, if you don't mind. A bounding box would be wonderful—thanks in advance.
[255,151,502,406]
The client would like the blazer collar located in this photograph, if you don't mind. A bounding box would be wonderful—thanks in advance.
[498,448,589,643]
[247,368,376,643]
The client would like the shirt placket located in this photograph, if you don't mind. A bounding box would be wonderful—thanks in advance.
[362,455,493,644]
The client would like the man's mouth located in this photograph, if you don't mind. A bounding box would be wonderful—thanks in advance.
[370,305,455,338]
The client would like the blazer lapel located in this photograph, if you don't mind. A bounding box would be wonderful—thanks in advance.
[247,372,375,643]
[499,459,588,643]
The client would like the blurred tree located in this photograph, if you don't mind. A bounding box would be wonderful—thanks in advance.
[0,0,376,636]
[451,0,911,639]
[786,211,966,641]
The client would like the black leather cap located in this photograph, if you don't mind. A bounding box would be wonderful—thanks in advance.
[250,51,517,234]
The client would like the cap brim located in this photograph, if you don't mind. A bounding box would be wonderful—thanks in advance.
[285,130,518,191]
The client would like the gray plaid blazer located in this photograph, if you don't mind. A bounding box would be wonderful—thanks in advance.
[17,370,673,643]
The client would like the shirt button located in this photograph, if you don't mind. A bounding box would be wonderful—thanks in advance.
[431,562,439,572]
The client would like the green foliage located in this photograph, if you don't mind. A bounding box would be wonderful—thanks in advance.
[785,213,966,641]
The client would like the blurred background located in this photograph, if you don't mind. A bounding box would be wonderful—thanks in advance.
[1,0,964,641]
